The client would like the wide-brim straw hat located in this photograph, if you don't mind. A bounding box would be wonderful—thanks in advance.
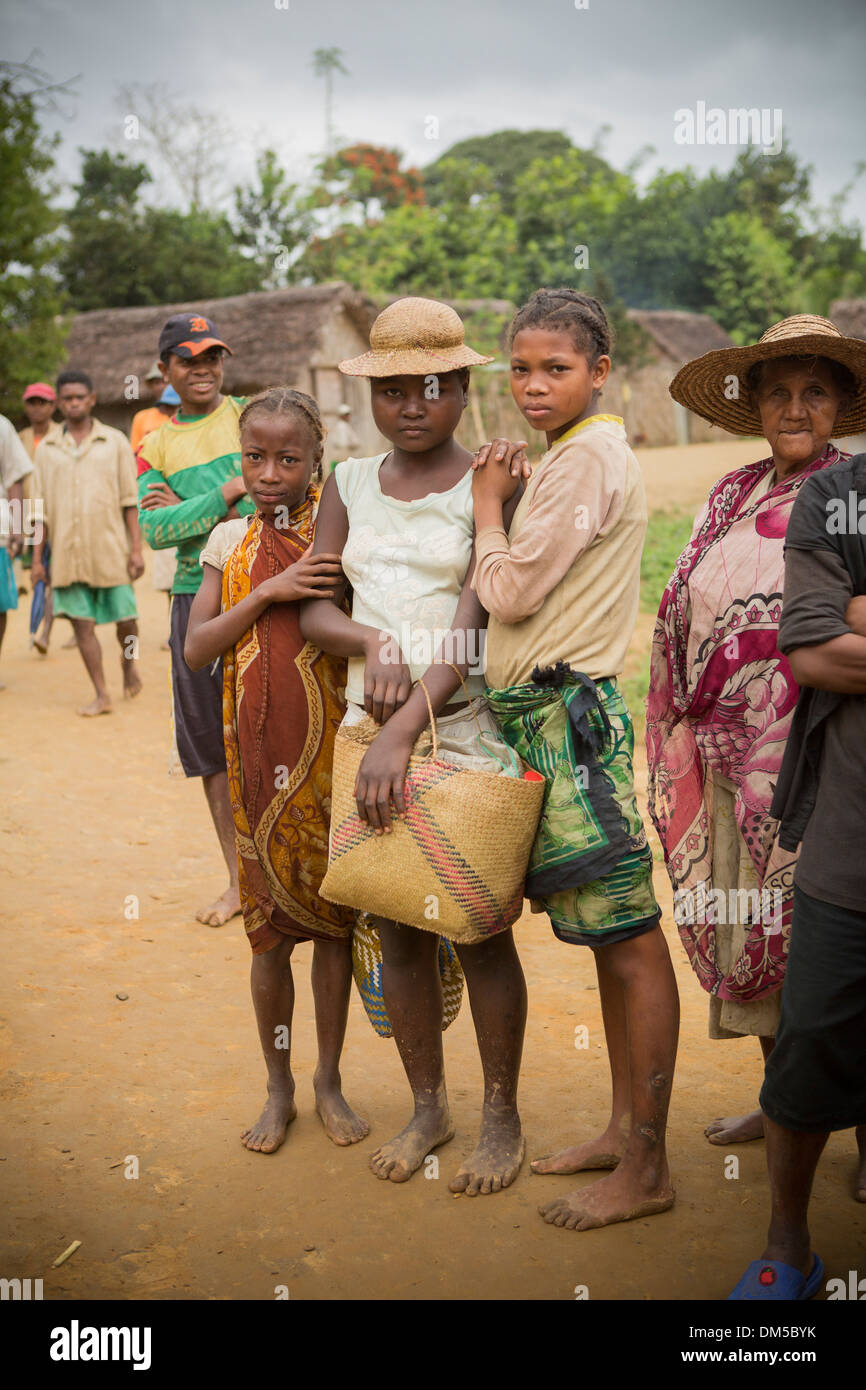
[339,297,495,377]
[670,314,866,436]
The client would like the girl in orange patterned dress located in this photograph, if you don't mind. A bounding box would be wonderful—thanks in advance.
[185,388,368,1155]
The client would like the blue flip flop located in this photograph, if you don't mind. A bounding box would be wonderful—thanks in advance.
[727,1255,824,1301]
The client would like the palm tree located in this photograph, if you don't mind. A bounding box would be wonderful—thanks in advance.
[311,47,349,156]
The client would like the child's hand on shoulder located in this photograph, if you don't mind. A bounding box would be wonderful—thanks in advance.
[264,545,343,604]
[472,438,529,504]
[473,438,530,480]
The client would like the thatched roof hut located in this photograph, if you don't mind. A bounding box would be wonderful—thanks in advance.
[830,299,866,339]
[626,309,733,365]
[64,283,384,451]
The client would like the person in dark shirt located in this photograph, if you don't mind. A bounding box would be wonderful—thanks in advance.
[729,453,866,1301]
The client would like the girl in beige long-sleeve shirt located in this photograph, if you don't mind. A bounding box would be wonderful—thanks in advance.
[471,287,680,1235]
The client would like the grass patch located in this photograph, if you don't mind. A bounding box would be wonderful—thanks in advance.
[640,511,694,614]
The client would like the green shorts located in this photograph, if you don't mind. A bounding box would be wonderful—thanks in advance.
[53,582,137,625]
[487,673,660,948]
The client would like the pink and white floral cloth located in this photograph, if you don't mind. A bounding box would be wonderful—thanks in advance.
[646,444,846,1001]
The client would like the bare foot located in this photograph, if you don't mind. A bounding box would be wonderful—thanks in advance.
[78,694,112,717]
[196,885,242,928]
[531,1127,625,1175]
[314,1078,370,1146]
[241,1091,297,1153]
[62,634,78,649]
[705,1110,764,1145]
[32,636,48,655]
[122,663,143,699]
[449,1107,525,1195]
[540,1164,675,1231]
[369,1107,454,1183]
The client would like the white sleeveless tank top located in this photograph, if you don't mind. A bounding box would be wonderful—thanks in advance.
[334,453,486,707]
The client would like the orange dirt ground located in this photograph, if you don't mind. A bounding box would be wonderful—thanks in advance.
[2,440,864,1301]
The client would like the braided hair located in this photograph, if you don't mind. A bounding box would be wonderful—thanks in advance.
[239,387,327,480]
[509,288,613,364]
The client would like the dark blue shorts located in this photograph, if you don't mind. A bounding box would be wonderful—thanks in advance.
[168,592,225,779]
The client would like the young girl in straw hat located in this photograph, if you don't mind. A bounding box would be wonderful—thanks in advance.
[470,288,679,1232]
[300,297,529,1195]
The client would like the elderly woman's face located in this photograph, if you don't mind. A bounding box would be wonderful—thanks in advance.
[753,358,847,476]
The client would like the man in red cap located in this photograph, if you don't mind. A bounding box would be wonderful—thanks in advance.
[19,382,60,463]
[138,312,254,928]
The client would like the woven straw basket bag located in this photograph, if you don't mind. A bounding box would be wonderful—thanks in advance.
[320,680,545,943]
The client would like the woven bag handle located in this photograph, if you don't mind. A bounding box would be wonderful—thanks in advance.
[416,678,439,759]
[416,661,484,761]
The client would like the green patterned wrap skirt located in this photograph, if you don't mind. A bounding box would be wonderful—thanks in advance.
[485,666,660,948]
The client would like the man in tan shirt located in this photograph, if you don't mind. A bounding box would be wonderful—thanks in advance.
[32,369,145,716]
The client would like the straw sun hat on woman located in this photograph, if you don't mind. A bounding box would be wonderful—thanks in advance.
[670,313,866,437]
[339,297,494,378]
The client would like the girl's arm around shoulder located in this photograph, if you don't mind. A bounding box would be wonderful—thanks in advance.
[185,540,346,671]
[184,562,269,670]
[473,435,621,624]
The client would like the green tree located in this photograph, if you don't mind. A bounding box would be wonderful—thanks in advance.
[59,149,153,310]
[137,206,262,301]
[423,130,614,214]
[0,64,67,416]
[299,157,520,301]
[60,148,262,310]
[702,211,797,342]
[511,148,632,300]
[233,148,311,288]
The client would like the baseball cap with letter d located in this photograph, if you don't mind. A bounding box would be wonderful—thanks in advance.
[158,313,232,362]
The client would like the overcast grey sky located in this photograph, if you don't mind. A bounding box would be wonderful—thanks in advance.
[4,0,866,223]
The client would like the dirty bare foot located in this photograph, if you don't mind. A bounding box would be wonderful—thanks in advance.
[531,1125,625,1175]
[539,1163,674,1231]
[241,1090,297,1153]
[314,1076,370,1146]
[449,1107,525,1195]
[122,661,143,699]
[369,1106,454,1183]
[196,885,242,928]
[705,1110,764,1145]
[78,694,112,717]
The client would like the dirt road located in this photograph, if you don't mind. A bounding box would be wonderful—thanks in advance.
[2,441,863,1300]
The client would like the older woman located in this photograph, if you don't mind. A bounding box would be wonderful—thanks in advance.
[647,314,866,1171]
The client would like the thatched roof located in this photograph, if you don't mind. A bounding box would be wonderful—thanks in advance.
[830,299,866,340]
[626,309,732,363]
[64,283,379,407]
